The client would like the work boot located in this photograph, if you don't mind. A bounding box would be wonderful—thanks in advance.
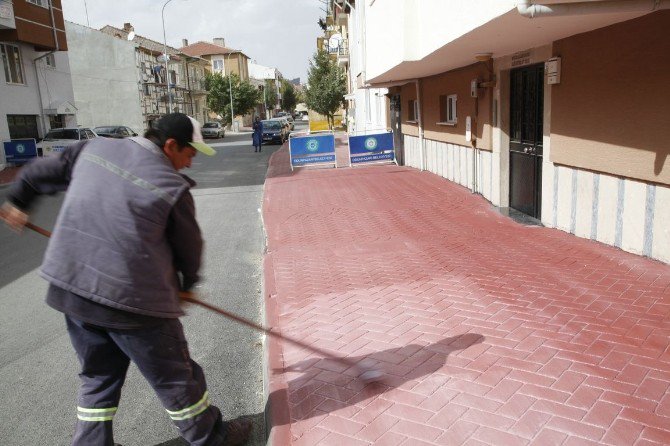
[223,418,252,446]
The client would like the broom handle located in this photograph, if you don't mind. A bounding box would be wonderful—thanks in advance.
[0,208,53,238]
[1,211,355,366]
[180,293,357,366]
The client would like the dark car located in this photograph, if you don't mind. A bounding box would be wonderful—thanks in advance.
[201,122,225,139]
[261,120,287,144]
[93,126,138,138]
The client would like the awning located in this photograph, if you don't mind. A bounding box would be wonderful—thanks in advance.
[44,100,77,115]
[367,6,652,86]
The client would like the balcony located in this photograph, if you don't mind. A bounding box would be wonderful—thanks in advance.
[0,0,16,30]
[327,38,349,66]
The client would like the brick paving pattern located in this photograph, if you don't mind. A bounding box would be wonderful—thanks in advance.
[263,142,670,445]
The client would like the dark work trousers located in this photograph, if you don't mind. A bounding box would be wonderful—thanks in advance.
[66,316,227,446]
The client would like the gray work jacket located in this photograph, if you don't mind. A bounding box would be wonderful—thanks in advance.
[37,137,201,318]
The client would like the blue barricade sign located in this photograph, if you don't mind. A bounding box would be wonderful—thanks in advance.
[348,132,395,165]
[289,133,336,169]
[3,139,38,164]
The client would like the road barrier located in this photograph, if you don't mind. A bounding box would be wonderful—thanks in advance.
[347,131,396,167]
[3,139,38,165]
[288,131,336,171]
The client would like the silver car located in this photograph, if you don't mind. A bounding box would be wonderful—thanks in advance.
[201,122,225,139]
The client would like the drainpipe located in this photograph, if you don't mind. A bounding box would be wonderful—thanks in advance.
[415,79,425,171]
[33,0,60,138]
[517,0,669,18]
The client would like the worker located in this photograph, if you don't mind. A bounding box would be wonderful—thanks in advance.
[1,113,252,446]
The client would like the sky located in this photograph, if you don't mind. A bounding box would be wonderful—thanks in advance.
[60,0,326,82]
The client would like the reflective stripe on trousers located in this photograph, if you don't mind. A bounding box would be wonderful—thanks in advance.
[77,406,118,422]
[166,391,210,421]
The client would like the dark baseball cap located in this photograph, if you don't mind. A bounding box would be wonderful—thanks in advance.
[155,113,216,156]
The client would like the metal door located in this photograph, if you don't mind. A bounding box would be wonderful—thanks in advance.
[509,64,544,219]
[390,94,404,165]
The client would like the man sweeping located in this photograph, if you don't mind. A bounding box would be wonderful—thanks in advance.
[1,113,251,446]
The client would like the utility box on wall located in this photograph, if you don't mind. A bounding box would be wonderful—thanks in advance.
[545,57,561,85]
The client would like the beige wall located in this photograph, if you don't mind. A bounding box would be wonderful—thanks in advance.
[400,64,494,150]
[550,10,670,186]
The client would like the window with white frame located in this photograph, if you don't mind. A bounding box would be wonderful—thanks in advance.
[439,94,457,125]
[44,53,56,68]
[212,59,223,72]
[1,44,25,84]
[27,0,48,7]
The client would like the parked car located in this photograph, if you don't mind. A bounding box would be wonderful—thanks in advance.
[272,117,291,134]
[93,126,138,138]
[37,127,98,157]
[261,119,288,144]
[201,122,225,139]
[285,115,295,130]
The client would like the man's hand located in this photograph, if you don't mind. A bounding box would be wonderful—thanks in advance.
[1,203,28,233]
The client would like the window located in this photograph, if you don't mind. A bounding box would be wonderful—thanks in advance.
[1,44,25,84]
[8,115,39,139]
[49,114,64,129]
[439,94,457,125]
[27,0,48,7]
[365,89,371,122]
[44,53,56,68]
[212,59,223,72]
[407,99,418,122]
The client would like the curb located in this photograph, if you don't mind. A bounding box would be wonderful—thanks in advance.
[262,149,293,446]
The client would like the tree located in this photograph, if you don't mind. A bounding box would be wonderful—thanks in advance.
[264,79,278,113]
[281,79,298,113]
[304,50,347,129]
[205,72,261,124]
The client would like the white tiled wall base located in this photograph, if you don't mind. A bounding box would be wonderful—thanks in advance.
[549,164,670,264]
[404,135,494,202]
[404,134,670,264]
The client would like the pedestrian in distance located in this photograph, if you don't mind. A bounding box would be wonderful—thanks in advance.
[252,116,263,153]
[1,113,252,446]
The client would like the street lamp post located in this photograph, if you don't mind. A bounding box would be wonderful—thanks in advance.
[226,52,235,131]
[162,0,175,115]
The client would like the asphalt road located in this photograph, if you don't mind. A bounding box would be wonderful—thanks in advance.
[0,127,292,446]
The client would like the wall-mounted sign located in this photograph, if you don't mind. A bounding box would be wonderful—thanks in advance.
[512,50,532,68]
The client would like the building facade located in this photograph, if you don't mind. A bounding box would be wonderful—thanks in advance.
[100,24,209,129]
[329,0,389,138]
[66,21,144,133]
[180,39,251,129]
[1,0,75,166]
[362,1,670,264]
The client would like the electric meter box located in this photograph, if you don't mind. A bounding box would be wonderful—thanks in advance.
[470,79,478,97]
[545,57,561,85]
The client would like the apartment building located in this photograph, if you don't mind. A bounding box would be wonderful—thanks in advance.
[180,39,250,129]
[359,0,670,264]
[329,1,390,141]
[0,0,75,165]
[248,62,283,119]
[100,24,209,129]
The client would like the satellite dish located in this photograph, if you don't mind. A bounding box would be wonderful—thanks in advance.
[328,33,342,50]
[127,31,136,41]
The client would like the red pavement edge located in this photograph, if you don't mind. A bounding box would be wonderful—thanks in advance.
[0,166,21,186]
[264,148,293,445]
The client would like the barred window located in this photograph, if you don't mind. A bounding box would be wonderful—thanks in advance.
[1,44,25,84]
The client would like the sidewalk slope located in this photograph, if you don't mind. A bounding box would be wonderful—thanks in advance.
[262,147,670,446]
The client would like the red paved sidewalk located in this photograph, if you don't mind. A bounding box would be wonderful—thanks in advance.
[0,166,21,186]
[263,144,670,445]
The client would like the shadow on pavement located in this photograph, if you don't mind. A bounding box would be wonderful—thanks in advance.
[267,333,484,426]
